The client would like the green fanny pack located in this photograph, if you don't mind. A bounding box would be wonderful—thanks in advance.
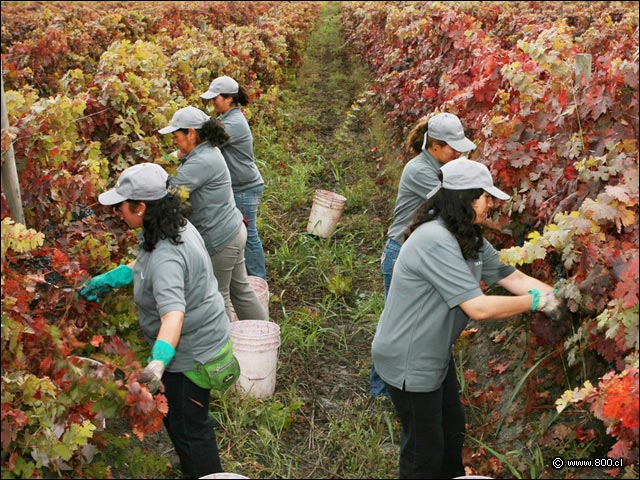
[183,338,240,391]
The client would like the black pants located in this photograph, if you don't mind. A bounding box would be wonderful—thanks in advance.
[162,371,222,478]
[385,356,466,479]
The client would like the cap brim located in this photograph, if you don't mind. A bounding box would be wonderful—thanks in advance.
[99,188,128,205]
[200,91,218,99]
[485,186,510,201]
[447,137,477,153]
[158,125,179,134]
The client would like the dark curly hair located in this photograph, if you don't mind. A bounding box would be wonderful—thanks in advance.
[179,117,230,148]
[128,194,189,252]
[406,187,485,260]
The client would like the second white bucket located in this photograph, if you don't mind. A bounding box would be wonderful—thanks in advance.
[306,189,346,238]
[247,276,269,318]
[229,277,269,322]
[230,320,281,399]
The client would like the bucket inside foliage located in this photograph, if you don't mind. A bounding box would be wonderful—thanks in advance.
[306,189,346,238]
[230,320,281,399]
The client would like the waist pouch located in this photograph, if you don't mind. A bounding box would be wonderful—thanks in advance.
[183,338,240,391]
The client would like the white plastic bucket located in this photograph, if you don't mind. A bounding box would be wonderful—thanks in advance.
[306,189,346,238]
[230,320,281,399]
[247,275,269,318]
[228,277,269,321]
[199,473,249,479]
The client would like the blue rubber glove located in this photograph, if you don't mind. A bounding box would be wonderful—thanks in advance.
[78,265,134,302]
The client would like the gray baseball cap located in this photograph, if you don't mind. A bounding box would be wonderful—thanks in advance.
[158,106,210,134]
[99,163,169,205]
[423,113,476,153]
[426,157,510,201]
[200,75,239,100]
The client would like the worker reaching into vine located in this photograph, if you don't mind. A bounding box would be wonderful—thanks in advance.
[83,162,239,479]
[372,157,565,479]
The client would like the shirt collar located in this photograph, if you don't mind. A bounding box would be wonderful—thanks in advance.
[218,106,240,121]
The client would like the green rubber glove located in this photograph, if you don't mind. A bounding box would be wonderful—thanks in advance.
[78,264,134,302]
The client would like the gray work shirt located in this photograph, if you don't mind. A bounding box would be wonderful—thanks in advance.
[133,221,230,372]
[169,142,243,256]
[386,150,442,245]
[372,218,516,392]
[218,107,264,192]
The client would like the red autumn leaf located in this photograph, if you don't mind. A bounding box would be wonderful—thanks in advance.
[574,425,597,442]
[491,362,509,375]
[459,328,479,338]
[50,248,70,271]
[559,88,567,108]
[1,410,29,450]
[608,438,635,462]
[601,374,639,430]
[422,87,437,99]
[156,394,169,415]
[464,369,478,385]
[614,256,639,308]
[564,165,578,181]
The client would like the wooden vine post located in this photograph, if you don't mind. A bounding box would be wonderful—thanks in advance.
[1,65,25,225]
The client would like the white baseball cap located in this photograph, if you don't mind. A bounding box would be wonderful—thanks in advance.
[422,113,476,153]
[158,106,210,134]
[200,75,239,100]
[99,163,169,205]
[427,157,510,201]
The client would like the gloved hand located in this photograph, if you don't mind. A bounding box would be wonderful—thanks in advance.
[78,265,133,302]
[137,360,166,394]
[537,290,565,321]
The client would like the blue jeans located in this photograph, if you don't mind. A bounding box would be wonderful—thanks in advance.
[234,184,266,280]
[162,371,222,478]
[381,238,402,299]
[371,238,402,397]
[385,356,466,479]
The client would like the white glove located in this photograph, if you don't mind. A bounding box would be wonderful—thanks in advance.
[537,291,564,321]
[138,360,165,393]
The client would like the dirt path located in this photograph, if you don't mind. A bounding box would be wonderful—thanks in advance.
[263,3,403,478]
